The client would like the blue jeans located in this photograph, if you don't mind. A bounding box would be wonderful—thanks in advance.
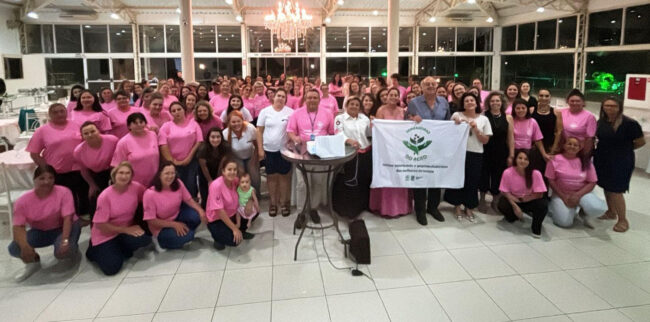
[207,217,249,247]
[86,234,152,276]
[8,221,82,260]
[177,157,199,199]
[157,203,201,249]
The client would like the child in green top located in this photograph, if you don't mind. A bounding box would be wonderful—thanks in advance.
[236,172,260,229]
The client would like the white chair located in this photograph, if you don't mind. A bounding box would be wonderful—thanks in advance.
[0,163,31,239]
[24,111,41,134]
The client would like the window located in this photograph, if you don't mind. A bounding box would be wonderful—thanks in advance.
[42,25,54,53]
[109,25,133,53]
[399,57,411,77]
[370,27,387,52]
[218,26,242,53]
[141,58,175,80]
[113,59,134,80]
[285,58,319,78]
[248,26,271,53]
[457,27,474,51]
[437,27,455,52]
[370,57,386,77]
[418,56,454,79]
[502,25,516,51]
[588,9,622,46]
[250,57,284,78]
[476,27,493,52]
[55,25,81,53]
[195,58,218,83]
[585,51,650,101]
[298,26,320,52]
[419,56,491,88]
[3,57,23,79]
[326,57,369,77]
[517,23,535,50]
[501,54,574,96]
[83,25,108,53]
[349,27,369,52]
[325,57,347,77]
[166,25,181,52]
[399,27,413,52]
[218,58,242,78]
[86,59,110,80]
[45,58,84,86]
[326,27,347,52]
[536,19,556,50]
[418,27,436,52]
[625,4,650,45]
[139,25,165,53]
[193,26,216,52]
[24,24,42,54]
[558,16,577,48]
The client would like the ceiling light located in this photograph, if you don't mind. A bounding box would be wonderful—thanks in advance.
[372,10,378,15]
[467,0,476,3]
[225,0,233,4]
[486,17,494,23]
[84,25,91,28]
[176,8,181,13]
[337,0,344,5]
[27,11,39,19]
[536,7,545,13]
[235,15,243,22]
[324,17,331,23]
[199,63,206,70]
[110,12,120,19]
[429,16,436,22]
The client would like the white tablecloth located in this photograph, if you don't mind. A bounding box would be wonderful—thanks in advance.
[0,118,21,145]
[0,148,35,191]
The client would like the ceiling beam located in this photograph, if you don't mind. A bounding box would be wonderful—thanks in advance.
[477,0,500,24]
[22,0,56,16]
[226,0,243,19]
[323,0,341,20]
[83,0,135,22]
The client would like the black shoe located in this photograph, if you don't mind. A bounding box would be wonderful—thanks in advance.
[243,232,255,240]
[213,241,225,250]
[416,212,428,226]
[429,209,445,222]
[309,209,321,224]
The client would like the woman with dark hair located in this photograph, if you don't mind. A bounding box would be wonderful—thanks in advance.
[504,82,521,114]
[370,88,388,117]
[512,98,550,162]
[594,97,646,232]
[144,161,206,250]
[198,127,231,209]
[159,101,203,198]
[180,85,192,99]
[66,84,85,113]
[240,84,254,111]
[265,74,274,88]
[209,79,220,99]
[361,93,376,118]
[197,84,210,102]
[284,79,300,109]
[329,73,345,110]
[520,81,538,111]
[498,150,549,238]
[137,87,155,109]
[86,161,151,276]
[561,89,597,156]
[183,92,198,116]
[112,112,160,186]
[220,94,253,124]
[99,87,117,111]
[445,80,455,101]
[72,90,112,133]
[546,136,606,228]
[108,90,142,138]
[8,165,82,281]
[530,89,563,173]
[479,92,514,213]
[132,82,144,105]
[342,81,361,110]
[446,93,492,221]
[449,83,467,115]
[436,85,447,98]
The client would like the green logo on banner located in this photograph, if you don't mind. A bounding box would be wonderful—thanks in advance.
[403,134,432,155]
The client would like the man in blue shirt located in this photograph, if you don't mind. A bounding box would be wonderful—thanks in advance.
[407,76,451,225]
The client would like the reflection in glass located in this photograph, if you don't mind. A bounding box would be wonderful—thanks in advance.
[585,51,650,101]
[517,23,535,50]
[536,19,556,50]
[502,25,516,51]
[326,27,347,52]
[110,25,133,53]
[349,27,369,52]
[625,4,650,45]
[218,26,242,53]
[399,27,413,52]
[166,25,181,52]
[457,27,474,51]
[113,59,134,80]
[370,27,387,52]
[558,16,577,48]
[370,57,387,77]
[588,9,622,46]
[42,24,55,53]
[55,25,81,53]
[140,58,170,80]
[437,27,455,52]
[248,26,271,53]
[298,27,320,52]
[501,54,573,95]
[193,26,216,52]
[45,58,84,86]
[24,24,43,54]
[83,25,108,53]
[139,25,165,53]
[87,59,110,80]
[476,27,492,52]
[418,27,436,52]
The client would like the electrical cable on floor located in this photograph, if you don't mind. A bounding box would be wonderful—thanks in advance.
[314,220,374,282]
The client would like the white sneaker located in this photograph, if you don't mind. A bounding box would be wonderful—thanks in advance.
[151,239,165,253]
[15,261,41,282]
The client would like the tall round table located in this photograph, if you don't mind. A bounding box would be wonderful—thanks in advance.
[281,143,357,261]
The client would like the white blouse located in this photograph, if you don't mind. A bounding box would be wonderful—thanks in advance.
[334,112,371,149]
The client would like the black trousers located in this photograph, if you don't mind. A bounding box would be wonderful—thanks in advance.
[497,197,548,235]
[413,188,441,216]
[55,171,89,216]
[88,169,112,219]
[445,152,483,209]
[333,150,372,219]
[207,218,249,247]
[479,155,506,196]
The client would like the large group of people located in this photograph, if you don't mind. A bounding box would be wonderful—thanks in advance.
[8,71,645,282]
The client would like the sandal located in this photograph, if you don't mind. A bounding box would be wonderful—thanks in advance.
[281,205,291,217]
[613,220,629,233]
[269,205,278,217]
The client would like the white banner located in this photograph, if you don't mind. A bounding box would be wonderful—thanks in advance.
[371,120,469,188]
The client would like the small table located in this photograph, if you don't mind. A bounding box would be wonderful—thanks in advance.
[0,147,36,192]
[281,143,357,261]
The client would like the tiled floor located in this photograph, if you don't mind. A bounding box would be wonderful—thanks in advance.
[2,170,650,322]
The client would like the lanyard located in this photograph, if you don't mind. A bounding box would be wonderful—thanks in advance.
[308,109,318,133]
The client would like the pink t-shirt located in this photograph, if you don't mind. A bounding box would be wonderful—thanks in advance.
[112,130,160,186]
[26,122,82,173]
[70,110,112,133]
[144,109,173,130]
[544,153,597,193]
[243,97,254,111]
[108,106,142,138]
[91,182,146,246]
[499,167,547,198]
[143,181,193,236]
[209,94,231,116]
[158,119,203,160]
[252,94,270,119]
[66,100,77,114]
[197,118,223,140]
[286,107,335,142]
[319,95,339,117]
[206,176,239,222]
[162,95,179,111]
[506,103,513,115]
[208,91,217,99]
[101,100,117,112]
[73,134,119,173]
[560,108,597,141]
[13,185,75,231]
[328,83,344,97]
[286,95,301,110]
[513,118,544,149]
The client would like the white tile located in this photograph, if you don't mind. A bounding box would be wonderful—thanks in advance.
[273,237,318,265]
[619,305,650,322]
[392,229,445,254]
[273,215,303,240]
[0,258,32,288]
[529,240,601,270]
[384,214,425,230]
[568,267,650,307]
[327,291,390,322]
[95,313,155,322]
[72,260,131,284]
[478,276,561,320]
[430,226,484,249]
[568,237,641,265]
[226,233,274,270]
[609,231,650,261]
[450,247,516,279]
[366,254,424,289]
[217,267,272,306]
[523,271,611,314]
[98,275,173,317]
[358,211,391,232]
[176,244,229,273]
[158,271,222,312]
[610,262,650,294]
[512,316,572,322]
[468,222,525,246]
[568,309,633,322]
[212,302,271,322]
[0,286,65,322]
[409,250,472,284]
[272,262,324,300]
[490,243,560,274]
[379,286,450,322]
[368,231,404,257]
[127,251,184,277]
[153,308,214,322]
[314,235,348,260]
[429,280,509,322]
[37,280,118,321]
[271,297,330,322]
[318,259,375,295]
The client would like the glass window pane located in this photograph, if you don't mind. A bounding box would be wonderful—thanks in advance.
[418,57,454,80]
[248,26,271,53]
[285,58,319,78]
[517,23,535,50]
[24,24,42,54]
[326,57,347,78]
[166,25,181,52]
[193,25,216,52]
[218,26,242,53]
[501,54,574,96]
[87,59,110,80]
[113,59,134,80]
[45,58,84,86]
[418,27,436,52]
[558,16,576,48]
[139,25,165,53]
[218,58,242,77]
[399,57,410,77]
[298,26,320,52]
[399,27,413,52]
[250,57,283,78]
[42,25,54,53]
[536,19,556,50]
[457,27,474,51]
[140,58,169,81]
[585,51,650,101]
[348,57,369,76]
[455,56,491,88]
[326,27,347,52]
[476,27,492,52]
[110,25,132,53]
[625,4,650,45]
[55,25,81,53]
[370,57,386,77]
[82,25,108,53]
[370,27,387,52]
[502,25,516,51]
[349,27,369,52]
[437,27,455,52]
[588,9,622,46]
[195,58,218,83]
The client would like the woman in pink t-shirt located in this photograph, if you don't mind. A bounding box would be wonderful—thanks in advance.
[66,84,84,114]
[144,93,172,133]
[561,89,597,156]
[138,87,155,110]
[319,83,339,118]
[8,165,81,282]
[545,136,606,228]
[86,162,151,276]
[504,83,520,115]
[497,150,549,237]
[99,87,117,111]
[194,101,223,138]
[159,83,179,111]
[111,112,160,186]
[329,73,344,110]
[73,122,118,221]
[206,158,254,249]
[70,90,112,133]
[209,81,232,116]
[183,92,198,117]
[144,162,206,250]
[108,90,141,139]
[284,79,300,110]
[251,81,270,120]
[511,98,550,161]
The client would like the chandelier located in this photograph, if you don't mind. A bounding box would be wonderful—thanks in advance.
[275,42,292,53]
[264,1,313,42]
